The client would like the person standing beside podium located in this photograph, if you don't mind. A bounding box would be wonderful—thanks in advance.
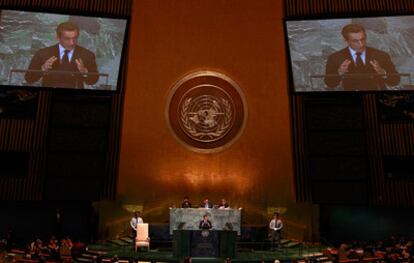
[324,23,400,91]
[269,212,283,251]
[25,21,99,89]
[130,211,144,250]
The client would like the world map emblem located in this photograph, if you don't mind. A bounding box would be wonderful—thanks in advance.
[167,71,247,153]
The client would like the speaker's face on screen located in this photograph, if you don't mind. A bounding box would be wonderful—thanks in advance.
[57,30,79,50]
[346,31,367,53]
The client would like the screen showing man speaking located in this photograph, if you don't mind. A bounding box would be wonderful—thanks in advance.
[0,10,127,91]
[285,16,414,92]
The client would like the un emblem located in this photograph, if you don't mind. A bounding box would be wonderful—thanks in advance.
[167,71,247,153]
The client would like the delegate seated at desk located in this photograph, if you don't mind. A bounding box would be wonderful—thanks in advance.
[182,196,192,208]
[217,198,229,209]
[200,198,213,209]
[199,215,212,230]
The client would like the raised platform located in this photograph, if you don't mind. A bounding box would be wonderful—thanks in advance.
[86,238,328,263]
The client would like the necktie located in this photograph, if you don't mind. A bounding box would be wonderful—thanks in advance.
[356,52,364,67]
[62,50,70,65]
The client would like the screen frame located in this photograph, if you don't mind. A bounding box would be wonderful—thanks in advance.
[0,6,131,94]
[283,12,414,94]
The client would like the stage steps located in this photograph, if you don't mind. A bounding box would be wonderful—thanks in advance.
[108,239,129,246]
[191,257,226,263]
[282,240,301,248]
[119,237,133,243]
[281,239,290,245]
[85,249,109,256]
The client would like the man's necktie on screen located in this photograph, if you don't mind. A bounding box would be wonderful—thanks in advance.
[62,50,70,66]
[356,52,364,67]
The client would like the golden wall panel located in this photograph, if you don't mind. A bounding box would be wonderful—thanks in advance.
[117,0,315,229]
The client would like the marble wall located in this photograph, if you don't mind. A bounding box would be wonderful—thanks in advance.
[286,16,414,91]
[169,208,241,235]
[0,10,127,90]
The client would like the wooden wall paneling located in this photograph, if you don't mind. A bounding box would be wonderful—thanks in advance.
[102,8,130,199]
[303,95,367,204]
[363,95,383,205]
[0,90,47,200]
[29,91,51,200]
[285,0,414,17]
[0,0,131,16]
[364,94,414,206]
[292,95,312,202]
[103,94,121,199]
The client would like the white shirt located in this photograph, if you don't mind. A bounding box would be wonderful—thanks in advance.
[348,47,366,65]
[59,44,74,63]
[130,216,144,230]
[269,218,283,231]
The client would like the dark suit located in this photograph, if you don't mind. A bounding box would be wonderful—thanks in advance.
[199,220,212,230]
[200,201,213,209]
[324,47,400,90]
[25,44,99,89]
[181,201,192,208]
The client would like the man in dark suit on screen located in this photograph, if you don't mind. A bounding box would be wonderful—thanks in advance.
[324,23,400,91]
[25,21,99,89]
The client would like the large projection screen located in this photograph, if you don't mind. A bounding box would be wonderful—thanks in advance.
[285,16,414,92]
[0,10,128,91]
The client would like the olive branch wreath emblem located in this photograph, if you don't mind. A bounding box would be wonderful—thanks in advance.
[180,97,233,140]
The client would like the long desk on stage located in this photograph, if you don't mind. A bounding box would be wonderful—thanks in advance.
[170,208,241,258]
[169,208,241,234]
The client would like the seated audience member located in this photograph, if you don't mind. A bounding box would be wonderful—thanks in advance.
[362,246,374,258]
[5,228,15,250]
[48,235,60,259]
[64,236,73,250]
[218,198,229,209]
[338,243,350,261]
[347,248,362,260]
[201,198,213,209]
[350,242,364,259]
[0,250,7,262]
[29,239,37,257]
[0,236,7,250]
[199,214,213,230]
[29,238,45,259]
[71,239,86,259]
[60,236,73,259]
[181,196,192,208]
[401,248,411,261]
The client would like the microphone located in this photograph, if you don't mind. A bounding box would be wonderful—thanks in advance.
[224,222,233,230]
[178,222,186,230]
